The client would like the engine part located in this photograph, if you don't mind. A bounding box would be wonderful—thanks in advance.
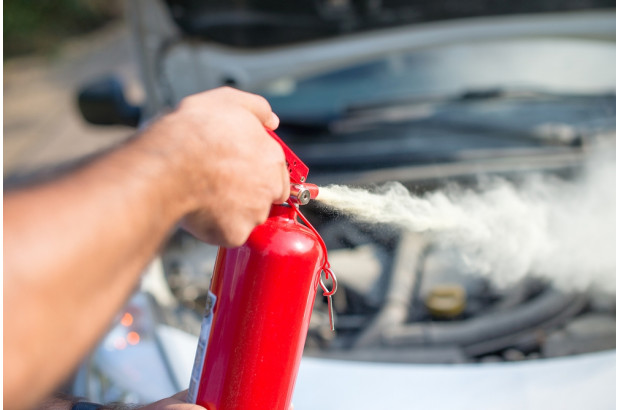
[543,313,616,358]
[383,288,582,348]
[425,284,466,318]
[353,231,428,348]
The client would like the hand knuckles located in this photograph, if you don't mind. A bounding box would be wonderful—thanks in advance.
[253,94,271,110]
[218,85,237,94]
[263,137,285,161]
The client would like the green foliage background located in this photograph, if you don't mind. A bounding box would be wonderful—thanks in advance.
[4,1,122,58]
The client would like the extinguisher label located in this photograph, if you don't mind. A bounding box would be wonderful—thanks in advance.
[188,291,217,404]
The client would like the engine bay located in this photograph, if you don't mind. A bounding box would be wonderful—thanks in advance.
[160,164,616,364]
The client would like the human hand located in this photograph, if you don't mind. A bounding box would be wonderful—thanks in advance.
[35,391,203,410]
[138,390,204,410]
[144,87,290,247]
[138,390,293,410]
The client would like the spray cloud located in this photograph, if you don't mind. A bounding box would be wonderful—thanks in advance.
[316,154,615,294]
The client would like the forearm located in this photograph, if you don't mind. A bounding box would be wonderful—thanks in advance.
[3,87,286,409]
[3,127,192,409]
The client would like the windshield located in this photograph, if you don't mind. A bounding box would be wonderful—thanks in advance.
[259,38,615,121]
[251,36,615,177]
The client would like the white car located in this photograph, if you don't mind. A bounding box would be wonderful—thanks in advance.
[74,1,615,408]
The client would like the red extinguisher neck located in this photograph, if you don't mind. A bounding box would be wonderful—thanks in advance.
[269,203,298,220]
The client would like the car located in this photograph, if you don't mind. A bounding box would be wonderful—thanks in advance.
[74,1,615,408]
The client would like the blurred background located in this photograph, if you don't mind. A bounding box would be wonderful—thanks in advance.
[4,0,137,177]
[3,1,616,409]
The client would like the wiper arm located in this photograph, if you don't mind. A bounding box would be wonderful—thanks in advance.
[345,87,613,113]
[276,88,513,130]
[331,87,613,138]
[331,87,544,133]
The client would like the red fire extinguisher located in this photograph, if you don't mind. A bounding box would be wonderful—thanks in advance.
[188,129,337,410]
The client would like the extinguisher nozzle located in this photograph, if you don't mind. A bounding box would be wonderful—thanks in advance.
[290,183,319,205]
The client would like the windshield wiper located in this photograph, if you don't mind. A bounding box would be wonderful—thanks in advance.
[345,87,614,113]
[326,87,613,143]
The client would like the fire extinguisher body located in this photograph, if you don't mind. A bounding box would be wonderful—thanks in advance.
[193,204,324,410]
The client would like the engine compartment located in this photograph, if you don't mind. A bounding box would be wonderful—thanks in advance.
[160,161,616,364]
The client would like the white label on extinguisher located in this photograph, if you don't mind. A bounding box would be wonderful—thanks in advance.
[188,291,217,404]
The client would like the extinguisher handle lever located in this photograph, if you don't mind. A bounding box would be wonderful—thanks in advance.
[266,128,310,185]
[266,128,318,205]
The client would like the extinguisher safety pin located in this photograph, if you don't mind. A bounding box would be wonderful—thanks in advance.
[320,268,338,331]
[320,267,337,296]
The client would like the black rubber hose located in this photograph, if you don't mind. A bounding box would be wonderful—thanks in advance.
[383,288,577,347]
[353,231,428,348]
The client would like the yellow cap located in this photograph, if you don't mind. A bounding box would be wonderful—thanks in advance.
[425,284,466,318]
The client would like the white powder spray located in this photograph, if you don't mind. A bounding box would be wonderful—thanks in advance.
[316,155,615,293]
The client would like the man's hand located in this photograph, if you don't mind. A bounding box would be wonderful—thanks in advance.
[37,390,292,409]
[144,87,291,247]
[141,390,295,410]
[36,391,204,410]
[138,390,204,410]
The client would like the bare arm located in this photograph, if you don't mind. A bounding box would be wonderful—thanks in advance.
[3,87,289,409]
